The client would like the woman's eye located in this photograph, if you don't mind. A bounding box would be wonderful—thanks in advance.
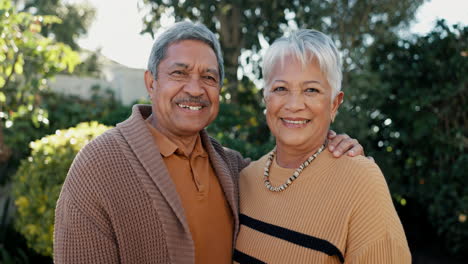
[273,86,286,92]
[305,88,319,93]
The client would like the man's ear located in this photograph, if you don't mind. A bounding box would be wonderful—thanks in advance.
[144,71,155,95]
[331,91,344,122]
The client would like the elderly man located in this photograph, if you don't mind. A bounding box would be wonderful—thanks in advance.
[53,21,364,264]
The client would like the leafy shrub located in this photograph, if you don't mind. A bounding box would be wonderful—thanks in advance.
[368,21,467,257]
[327,21,467,261]
[1,88,131,185]
[11,122,111,256]
[206,79,275,160]
[208,100,273,160]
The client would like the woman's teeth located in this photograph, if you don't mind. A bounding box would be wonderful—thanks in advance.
[282,119,309,124]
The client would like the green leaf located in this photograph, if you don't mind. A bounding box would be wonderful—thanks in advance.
[41,15,62,25]
[13,61,23,74]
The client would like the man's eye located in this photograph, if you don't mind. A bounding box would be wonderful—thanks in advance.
[171,70,186,76]
[203,75,217,82]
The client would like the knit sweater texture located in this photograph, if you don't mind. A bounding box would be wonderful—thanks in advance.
[53,104,249,264]
[234,149,411,264]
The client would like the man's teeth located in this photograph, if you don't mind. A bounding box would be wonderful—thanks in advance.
[178,104,202,110]
[282,119,309,124]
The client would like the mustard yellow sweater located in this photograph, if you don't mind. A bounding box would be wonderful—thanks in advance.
[234,149,410,264]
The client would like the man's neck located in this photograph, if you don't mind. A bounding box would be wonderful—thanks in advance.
[148,115,198,156]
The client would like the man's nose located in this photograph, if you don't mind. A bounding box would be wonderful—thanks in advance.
[183,76,204,97]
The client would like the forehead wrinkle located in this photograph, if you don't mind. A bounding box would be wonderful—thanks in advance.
[171,62,189,69]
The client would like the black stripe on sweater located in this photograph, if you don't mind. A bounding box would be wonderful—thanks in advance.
[240,214,345,263]
[233,249,266,264]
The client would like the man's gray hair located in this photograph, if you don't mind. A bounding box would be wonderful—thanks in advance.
[147,21,224,86]
[262,29,342,99]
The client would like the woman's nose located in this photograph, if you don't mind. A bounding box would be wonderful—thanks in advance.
[284,93,306,112]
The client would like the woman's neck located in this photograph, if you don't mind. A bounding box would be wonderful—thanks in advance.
[275,141,325,169]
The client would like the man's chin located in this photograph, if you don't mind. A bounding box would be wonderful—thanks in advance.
[174,123,209,136]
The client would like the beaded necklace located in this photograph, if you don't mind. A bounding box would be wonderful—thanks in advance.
[263,143,326,192]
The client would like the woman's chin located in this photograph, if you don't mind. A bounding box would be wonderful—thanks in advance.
[276,137,310,149]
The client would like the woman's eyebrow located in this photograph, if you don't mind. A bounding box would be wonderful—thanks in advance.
[272,80,322,86]
[272,79,287,83]
[303,80,322,85]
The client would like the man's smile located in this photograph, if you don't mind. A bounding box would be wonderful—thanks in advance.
[177,103,203,111]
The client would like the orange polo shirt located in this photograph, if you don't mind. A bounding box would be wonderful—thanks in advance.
[145,121,234,263]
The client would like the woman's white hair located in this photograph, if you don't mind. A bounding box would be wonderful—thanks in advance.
[262,29,342,100]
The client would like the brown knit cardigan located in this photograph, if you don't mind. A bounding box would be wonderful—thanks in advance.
[53,105,250,264]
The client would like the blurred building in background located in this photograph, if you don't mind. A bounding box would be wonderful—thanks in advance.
[50,53,146,105]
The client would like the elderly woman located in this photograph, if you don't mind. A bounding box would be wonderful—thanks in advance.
[234,30,410,263]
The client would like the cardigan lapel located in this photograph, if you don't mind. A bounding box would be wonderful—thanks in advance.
[116,105,191,234]
[200,131,240,241]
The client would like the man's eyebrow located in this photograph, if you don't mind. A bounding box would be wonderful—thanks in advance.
[171,63,189,68]
[205,68,219,76]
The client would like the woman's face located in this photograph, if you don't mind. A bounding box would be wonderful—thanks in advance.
[265,55,343,152]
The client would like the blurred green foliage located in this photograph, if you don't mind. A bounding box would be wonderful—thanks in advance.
[15,0,96,50]
[0,0,103,262]
[367,21,467,256]
[1,193,50,264]
[14,0,102,77]
[0,87,129,263]
[0,0,101,162]
[0,0,80,164]
[141,0,425,101]
[12,122,110,256]
[208,80,274,159]
[333,20,467,258]
[0,196,29,264]
[1,86,131,185]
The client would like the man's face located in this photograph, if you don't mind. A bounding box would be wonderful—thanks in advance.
[145,40,221,139]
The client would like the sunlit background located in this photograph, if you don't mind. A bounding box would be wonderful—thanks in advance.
[73,0,467,69]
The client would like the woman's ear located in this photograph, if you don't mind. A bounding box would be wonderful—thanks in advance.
[331,91,344,122]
